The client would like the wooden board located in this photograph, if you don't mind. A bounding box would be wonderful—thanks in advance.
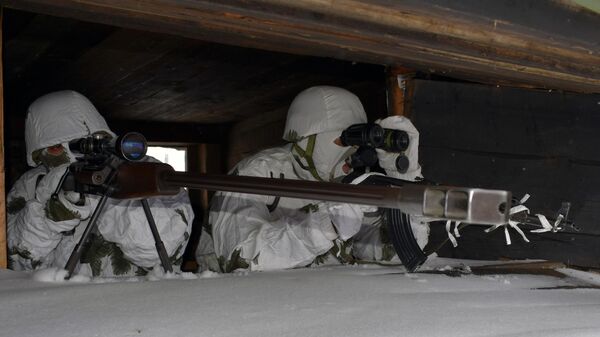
[411,79,600,267]
[3,0,599,93]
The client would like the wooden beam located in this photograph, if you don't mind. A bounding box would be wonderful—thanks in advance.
[470,261,567,277]
[386,66,415,117]
[2,0,599,93]
[0,7,7,269]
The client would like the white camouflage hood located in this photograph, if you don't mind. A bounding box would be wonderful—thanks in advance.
[25,90,115,167]
[283,86,367,141]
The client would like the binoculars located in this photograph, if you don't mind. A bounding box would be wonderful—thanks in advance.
[340,123,409,152]
[340,123,410,173]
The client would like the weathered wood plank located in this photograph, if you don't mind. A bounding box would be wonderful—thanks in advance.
[109,46,298,123]
[412,80,600,159]
[65,29,186,100]
[3,0,599,93]
[472,261,567,274]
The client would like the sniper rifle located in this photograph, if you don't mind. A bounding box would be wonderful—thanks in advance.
[58,132,571,277]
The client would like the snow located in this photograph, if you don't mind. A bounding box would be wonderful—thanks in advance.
[2,258,600,337]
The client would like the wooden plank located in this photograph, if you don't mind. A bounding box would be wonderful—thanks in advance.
[419,261,568,278]
[110,45,299,123]
[470,262,567,278]
[412,80,600,159]
[0,8,7,269]
[3,0,599,93]
[65,29,186,100]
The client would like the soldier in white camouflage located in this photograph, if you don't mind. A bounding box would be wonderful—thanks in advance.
[7,90,194,277]
[198,86,428,272]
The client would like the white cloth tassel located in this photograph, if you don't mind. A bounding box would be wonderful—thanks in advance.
[453,221,461,238]
[519,194,530,205]
[486,193,536,245]
[485,224,501,233]
[509,223,530,243]
[553,214,564,232]
[446,220,458,247]
[509,204,529,215]
[531,214,553,233]
[504,226,512,245]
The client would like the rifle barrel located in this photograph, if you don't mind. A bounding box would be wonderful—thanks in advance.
[161,172,510,225]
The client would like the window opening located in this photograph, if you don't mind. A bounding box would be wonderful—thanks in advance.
[146,146,187,171]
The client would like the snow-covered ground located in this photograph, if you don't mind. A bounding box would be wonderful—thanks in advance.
[2,258,600,337]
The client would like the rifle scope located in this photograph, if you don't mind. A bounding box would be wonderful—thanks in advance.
[69,132,147,161]
[340,123,409,152]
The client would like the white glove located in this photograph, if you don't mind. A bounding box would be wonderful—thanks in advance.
[35,163,93,223]
[375,116,423,182]
[35,164,69,204]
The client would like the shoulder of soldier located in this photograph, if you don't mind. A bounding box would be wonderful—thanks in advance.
[10,166,47,190]
[8,166,47,200]
[233,145,293,178]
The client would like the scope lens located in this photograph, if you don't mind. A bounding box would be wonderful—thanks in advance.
[340,123,384,148]
[382,129,409,152]
[117,132,147,161]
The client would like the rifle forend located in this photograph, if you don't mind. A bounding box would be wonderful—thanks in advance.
[111,162,510,225]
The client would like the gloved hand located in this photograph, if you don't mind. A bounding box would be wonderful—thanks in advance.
[374,116,423,182]
[35,164,70,204]
[35,163,93,223]
[326,172,380,240]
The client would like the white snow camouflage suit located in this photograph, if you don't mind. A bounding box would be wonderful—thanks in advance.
[200,86,428,272]
[7,90,194,277]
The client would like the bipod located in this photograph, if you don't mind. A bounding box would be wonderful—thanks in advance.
[141,199,173,273]
[64,165,173,279]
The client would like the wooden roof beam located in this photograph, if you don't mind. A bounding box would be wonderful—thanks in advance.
[3,0,599,93]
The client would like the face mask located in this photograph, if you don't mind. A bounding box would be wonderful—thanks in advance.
[32,142,74,168]
[293,131,355,181]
